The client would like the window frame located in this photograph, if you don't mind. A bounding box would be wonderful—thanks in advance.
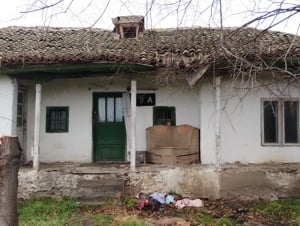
[261,98,300,146]
[46,106,69,133]
[153,106,176,126]
[95,94,124,123]
[17,90,24,127]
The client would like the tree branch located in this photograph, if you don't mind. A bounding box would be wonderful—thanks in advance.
[20,0,65,14]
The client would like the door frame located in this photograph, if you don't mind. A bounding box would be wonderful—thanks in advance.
[92,92,126,162]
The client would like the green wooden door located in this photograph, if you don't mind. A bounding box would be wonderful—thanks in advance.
[93,93,126,162]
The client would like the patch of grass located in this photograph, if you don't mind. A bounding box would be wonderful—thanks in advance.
[19,197,146,226]
[216,218,233,226]
[120,220,148,226]
[191,212,233,226]
[19,197,78,226]
[252,198,300,225]
[194,213,215,224]
[253,201,282,215]
[113,215,147,226]
[19,197,300,226]
[82,213,113,226]
[278,199,300,225]
[123,196,138,209]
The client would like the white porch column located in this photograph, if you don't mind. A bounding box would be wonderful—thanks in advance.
[33,83,41,171]
[215,76,222,171]
[130,80,137,171]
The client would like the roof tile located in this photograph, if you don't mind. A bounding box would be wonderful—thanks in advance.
[0,26,299,71]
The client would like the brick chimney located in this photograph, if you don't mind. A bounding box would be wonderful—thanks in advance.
[112,15,144,38]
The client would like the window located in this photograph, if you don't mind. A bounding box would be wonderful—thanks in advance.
[262,99,299,145]
[97,96,123,123]
[153,106,176,126]
[46,107,69,132]
[17,91,24,127]
[123,26,137,38]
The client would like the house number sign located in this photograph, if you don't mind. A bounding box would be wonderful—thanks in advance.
[137,93,156,106]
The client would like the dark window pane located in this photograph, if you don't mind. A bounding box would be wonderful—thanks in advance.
[17,92,23,103]
[17,91,24,127]
[17,104,22,115]
[284,101,299,143]
[50,110,66,130]
[264,101,278,143]
[46,107,68,132]
[17,116,22,127]
[156,109,172,125]
[153,107,176,126]
[123,27,136,38]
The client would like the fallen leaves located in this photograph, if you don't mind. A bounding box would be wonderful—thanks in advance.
[78,198,300,226]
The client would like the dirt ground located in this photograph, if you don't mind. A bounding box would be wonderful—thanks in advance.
[84,198,300,226]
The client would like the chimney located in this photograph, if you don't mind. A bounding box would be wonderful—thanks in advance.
[112,15,144,38]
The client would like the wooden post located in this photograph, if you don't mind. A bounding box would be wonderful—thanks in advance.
[0,136,22,226]
[33,83,41,171]
[130,80,137,171]
[215,76,222,171]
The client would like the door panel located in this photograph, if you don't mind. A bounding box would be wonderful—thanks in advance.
[93,93,125,162]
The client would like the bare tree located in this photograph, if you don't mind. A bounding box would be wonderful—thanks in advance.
[16,0,300,31]
[0,137,22,226]
[15,1,300,77]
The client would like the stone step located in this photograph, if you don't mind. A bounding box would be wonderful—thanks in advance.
[76,179,125,203]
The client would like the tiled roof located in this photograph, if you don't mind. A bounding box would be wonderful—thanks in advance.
[0,26,299,71]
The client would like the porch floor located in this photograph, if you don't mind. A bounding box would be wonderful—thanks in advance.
[19,161,300,174]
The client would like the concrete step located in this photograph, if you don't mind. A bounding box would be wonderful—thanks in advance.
[76,178,125,203]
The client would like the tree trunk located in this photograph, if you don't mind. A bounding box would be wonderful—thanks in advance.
[0,136,22,226]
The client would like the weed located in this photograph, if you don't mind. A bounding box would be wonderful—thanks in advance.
[252,199,300,225]
[167,190,183,199]
[193,213,214,225]
[123,196,137,208]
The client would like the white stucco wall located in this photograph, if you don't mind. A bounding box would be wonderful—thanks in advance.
[22,74,300,164]
[136,85,200,152]
[24,76,201,163]
[219,78,300,163]
[0,75,18,137]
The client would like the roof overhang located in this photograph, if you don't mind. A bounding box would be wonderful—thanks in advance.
[0,62,155,81]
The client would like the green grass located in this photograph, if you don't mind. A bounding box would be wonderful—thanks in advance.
[122,196,138,209]
[191,213,233,226]
[19,197,78,226]
[252,199,300,225]
[120,220,148,226]
[18,197,300,226]
[79,214,113,226]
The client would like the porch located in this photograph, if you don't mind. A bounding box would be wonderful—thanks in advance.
[18,162,300,202]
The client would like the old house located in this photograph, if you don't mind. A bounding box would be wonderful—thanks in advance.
[0,16,299,199]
